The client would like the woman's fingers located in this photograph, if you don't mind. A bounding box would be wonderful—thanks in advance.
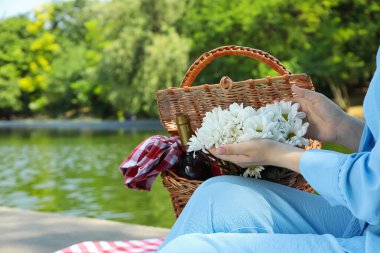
[216,141,259,156]
[290,96,303,103]
[291,85,307,97]
[216,144,239,155]
[208,147,250,165]
[290,97,307,109]
[291,85,314,97]
[217,154,250,163]
[291,85,320,102]
[209,143,252,158]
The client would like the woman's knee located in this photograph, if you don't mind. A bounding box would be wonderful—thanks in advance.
[186,176,276,232]
[193,175,271,204]
[195,175,250,195]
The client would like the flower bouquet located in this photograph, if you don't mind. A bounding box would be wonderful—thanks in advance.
[187,100,309,181]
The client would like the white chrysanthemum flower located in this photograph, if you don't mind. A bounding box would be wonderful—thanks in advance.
[187,135,204,153]
[238,114,276,142]
[242,166,265,178]
[283,118,310,147]
[187,101,309,177]
[265,101,306,121]
[229,103,246,119]
[278,100,306,120]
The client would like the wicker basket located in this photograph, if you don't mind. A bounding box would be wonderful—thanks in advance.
[157,45,322,218]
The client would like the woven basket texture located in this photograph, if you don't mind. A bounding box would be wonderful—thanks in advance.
[157,46,322,218]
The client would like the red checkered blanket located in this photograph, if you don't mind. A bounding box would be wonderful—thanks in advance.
[119,135,182,191]
[55,238,164,253]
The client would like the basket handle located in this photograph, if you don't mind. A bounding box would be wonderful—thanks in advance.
[180,45,291,87]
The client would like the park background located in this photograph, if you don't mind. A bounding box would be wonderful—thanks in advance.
[0,0,379,229]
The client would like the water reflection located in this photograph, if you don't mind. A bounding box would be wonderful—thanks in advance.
[0,129,175,228]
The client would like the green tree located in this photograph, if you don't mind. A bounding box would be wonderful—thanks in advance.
[1,0,379,119]
[0,17,28,118]
[97,0,190,119]
[0,5,61,117]
[22,5,60,113]
[44,0,111,117]
[181,0,380,109]
[295,0,380,108]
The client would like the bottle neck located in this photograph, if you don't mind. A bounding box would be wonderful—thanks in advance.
[176,115,193,150]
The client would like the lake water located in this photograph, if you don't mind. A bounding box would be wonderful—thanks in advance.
[0,128,176,228]
[0,125,352,229]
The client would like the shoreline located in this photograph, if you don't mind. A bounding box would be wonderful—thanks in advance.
[0,119,164,131]
[0,206,169,253]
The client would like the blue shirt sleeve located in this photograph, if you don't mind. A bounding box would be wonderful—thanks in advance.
[300,47,380,225]
[300,136,380,225]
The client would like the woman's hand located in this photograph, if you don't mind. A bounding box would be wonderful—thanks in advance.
[291,85,364,151]
[209,139,305,174]
[291,85,347,143]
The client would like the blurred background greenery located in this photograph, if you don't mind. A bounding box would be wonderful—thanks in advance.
[1,0,379,121]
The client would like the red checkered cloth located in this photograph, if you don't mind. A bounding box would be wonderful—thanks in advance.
[54,237,165,253]
[119,135,182,191]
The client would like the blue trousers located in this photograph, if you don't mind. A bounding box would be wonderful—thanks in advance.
[158,176,364,253]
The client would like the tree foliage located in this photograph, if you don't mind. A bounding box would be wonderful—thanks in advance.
[0,0,379,119]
